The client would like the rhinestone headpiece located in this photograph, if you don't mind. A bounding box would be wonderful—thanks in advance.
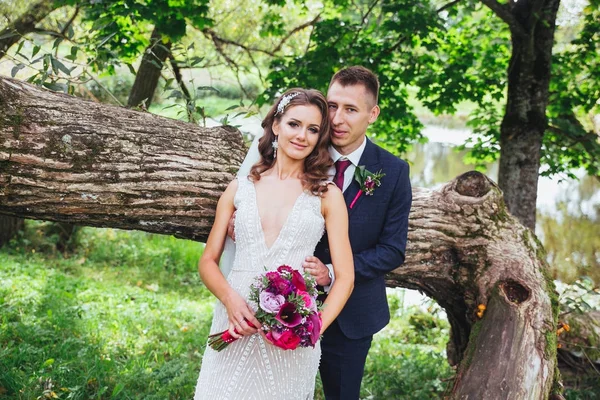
[275,92,300,116]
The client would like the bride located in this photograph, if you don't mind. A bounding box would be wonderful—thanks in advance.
[194,88,354,399]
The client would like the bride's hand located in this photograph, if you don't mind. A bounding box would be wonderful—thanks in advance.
[258,329,275,346]
[222,290,260,338]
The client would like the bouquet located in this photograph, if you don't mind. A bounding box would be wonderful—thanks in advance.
[208,265,323,351]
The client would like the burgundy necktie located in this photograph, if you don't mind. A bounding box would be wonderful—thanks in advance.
[334,159,352,191]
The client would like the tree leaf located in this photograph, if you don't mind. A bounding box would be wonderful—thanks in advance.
[11,64,25,78]
[97,32,117,48]
[52,37,63,49]
[126,63,136,75]
[16,40,25,58]
[51,57,72,76]
[31,45,41,58]
[0,31,19,40]
[42,82,68,93]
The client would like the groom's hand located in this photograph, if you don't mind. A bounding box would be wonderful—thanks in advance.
[303,256,331,286]
[227,211,237,241]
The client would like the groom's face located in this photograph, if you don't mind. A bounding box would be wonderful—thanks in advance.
[327,82,379,155]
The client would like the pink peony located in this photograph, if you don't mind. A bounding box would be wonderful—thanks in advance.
[298,291,317,312]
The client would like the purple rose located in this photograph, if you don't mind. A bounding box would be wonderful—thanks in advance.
[259,291,285,314]
[275,302,302,327]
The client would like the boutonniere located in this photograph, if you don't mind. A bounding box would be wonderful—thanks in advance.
[349,166,385,209]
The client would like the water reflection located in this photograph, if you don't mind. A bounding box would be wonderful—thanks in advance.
[406,141,498,189]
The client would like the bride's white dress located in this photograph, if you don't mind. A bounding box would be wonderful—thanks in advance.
[194,177,325,400]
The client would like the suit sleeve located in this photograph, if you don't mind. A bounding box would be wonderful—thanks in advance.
[353,162,411,283]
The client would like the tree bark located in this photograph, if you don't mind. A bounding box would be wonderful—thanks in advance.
[0,0,59,60]
[486,0,561,231]
[0,0,60,237]
[127,27,172,108]
[0,214,23,246]
[0,76,561,398]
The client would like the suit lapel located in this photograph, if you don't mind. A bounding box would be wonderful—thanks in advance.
[344,138,381,217]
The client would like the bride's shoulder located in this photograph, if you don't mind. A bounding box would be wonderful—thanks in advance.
[319,183,343,202]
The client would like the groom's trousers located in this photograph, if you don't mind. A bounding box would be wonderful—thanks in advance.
[319,320,373,400]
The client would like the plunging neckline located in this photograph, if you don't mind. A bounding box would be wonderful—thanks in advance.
[250,180,307,253]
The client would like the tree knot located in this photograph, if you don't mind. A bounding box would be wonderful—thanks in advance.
[500,280,530,304]
[454,171,492,198]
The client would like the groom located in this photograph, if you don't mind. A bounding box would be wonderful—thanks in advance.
[303,66,411,399]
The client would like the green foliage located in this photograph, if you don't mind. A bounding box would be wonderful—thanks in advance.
[264,0,599,178]
[545,0,600,178]
[357,300,453,399]
[262,0,441,154]
[59,0,212,63]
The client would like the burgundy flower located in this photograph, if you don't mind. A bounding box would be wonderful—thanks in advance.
[307,312,322,345]
[291,270,307,292]
[268,275,292,296]
[364,176,376,192]
[266,271,280,281]
[277,265,294,274]
[276,302,302,327]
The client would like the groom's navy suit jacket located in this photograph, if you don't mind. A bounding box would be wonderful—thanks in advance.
[315,138,411,339]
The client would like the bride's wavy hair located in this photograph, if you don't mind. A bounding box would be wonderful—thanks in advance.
[249,88,333,195]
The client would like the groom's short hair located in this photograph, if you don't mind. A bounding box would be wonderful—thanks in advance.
[330,66,379,106]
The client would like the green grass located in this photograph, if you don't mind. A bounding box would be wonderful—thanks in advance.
[1,222,451,399]
[0,223,211,399]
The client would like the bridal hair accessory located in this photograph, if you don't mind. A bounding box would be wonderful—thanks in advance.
[275,92,300,116]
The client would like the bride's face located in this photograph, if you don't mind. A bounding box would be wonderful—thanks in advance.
[273,104,323,161]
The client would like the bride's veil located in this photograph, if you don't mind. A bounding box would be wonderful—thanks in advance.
[219,132,263,277]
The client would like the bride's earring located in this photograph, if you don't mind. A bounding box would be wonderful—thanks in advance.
[272,136,278,159]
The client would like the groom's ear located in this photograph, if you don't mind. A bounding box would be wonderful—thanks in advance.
[368,105,380,124]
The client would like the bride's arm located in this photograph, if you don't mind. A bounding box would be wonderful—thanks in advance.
[320,186,354,333]
[199,179,260,337]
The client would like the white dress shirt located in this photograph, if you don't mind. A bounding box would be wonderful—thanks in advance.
[324,136,367,290]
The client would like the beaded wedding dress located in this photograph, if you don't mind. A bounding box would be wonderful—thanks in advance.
[194,177,325,400]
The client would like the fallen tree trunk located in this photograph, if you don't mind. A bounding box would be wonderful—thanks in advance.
[0,76,560,399]
[0,76,245,241]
